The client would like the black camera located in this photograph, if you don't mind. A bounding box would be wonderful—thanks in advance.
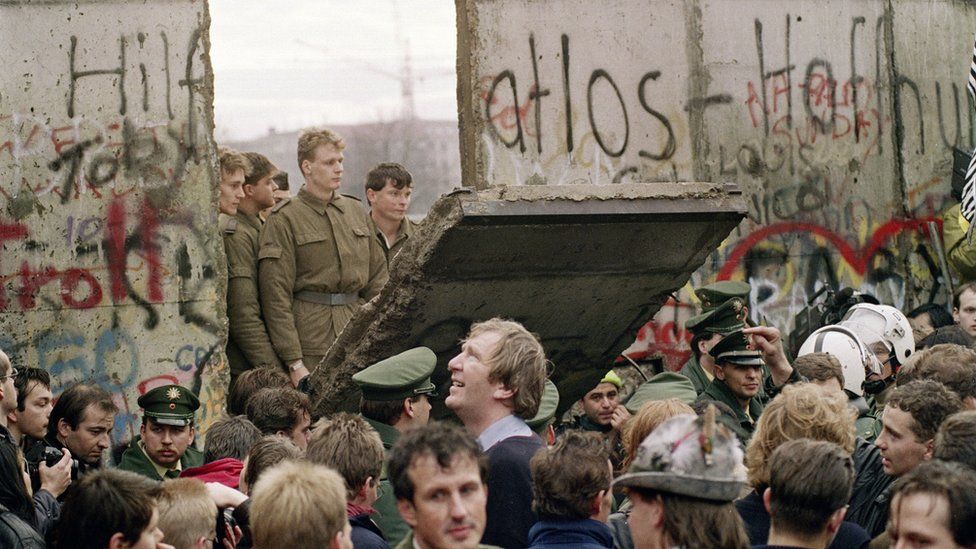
[25,444,80,492]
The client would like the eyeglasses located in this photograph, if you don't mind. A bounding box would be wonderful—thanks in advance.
[1,368,18,382]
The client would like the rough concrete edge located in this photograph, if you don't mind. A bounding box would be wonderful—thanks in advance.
[196,0,229,432]
[455,0,482,189]
[310,190,470,415]
[483,182,731,202]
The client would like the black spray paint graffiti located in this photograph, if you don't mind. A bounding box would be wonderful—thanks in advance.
[53,28,208,203]
[483,33,711,168]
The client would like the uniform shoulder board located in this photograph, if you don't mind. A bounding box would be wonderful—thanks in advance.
[270,198,291,213]
[219,214,237,235]
[340,193,362,202]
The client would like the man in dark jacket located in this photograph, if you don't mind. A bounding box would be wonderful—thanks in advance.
[527,431,613,548]
[306,413,390,549]
[446,318,548,549]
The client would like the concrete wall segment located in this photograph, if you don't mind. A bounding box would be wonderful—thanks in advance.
[459,0,976,370]
[0,0,225,444]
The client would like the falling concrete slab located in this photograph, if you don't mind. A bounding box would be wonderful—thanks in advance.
[309,182,746,417]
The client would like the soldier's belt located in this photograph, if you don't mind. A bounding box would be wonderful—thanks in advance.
[294,291,360,306]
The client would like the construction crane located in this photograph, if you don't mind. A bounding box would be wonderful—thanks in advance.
[296,0,450,121]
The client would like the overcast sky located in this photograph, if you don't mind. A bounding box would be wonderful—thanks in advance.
[209,1,458,140]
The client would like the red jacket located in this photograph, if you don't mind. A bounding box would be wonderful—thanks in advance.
[179,457,244,488]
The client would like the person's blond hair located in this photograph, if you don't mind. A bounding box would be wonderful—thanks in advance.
[621,399,695,470]
[306,413,384,500]
[297,128,345,170]
[467,318,547,418]
[251,461,348,547]
[745,383,856,488]
[157,479,217,549]
[218,147,250,177]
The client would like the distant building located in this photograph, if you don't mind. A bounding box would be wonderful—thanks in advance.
[226,119,461,218]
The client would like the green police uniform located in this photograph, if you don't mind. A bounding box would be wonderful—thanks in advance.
[258,189,389,368]
[353,347,437,546]
[222,211,282,386]
[527,380,559,435]
[695,281,751,312]
[118,385,203,481]
[679,298,749,395]
[369,215,421,265]
[625,372,698,413]
[695,330,800,444]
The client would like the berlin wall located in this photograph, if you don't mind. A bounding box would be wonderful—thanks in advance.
[0,1,225,440]
[458,0,976,369]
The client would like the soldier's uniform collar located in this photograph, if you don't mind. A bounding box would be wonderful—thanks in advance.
[298,188,347,215]
[236,209,263,231]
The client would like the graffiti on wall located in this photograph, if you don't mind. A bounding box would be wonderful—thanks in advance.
[0,4,225,442]
[466,2,973,370]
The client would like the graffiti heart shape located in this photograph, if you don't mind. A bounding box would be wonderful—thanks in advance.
[716,218,938,281]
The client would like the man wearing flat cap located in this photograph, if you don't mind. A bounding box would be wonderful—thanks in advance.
[696,326,800,442]
[118,384,203,481]
[352,347,437,546]
[679,297,749,395]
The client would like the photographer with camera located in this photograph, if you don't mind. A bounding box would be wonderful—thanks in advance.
[3,364,73,539]
[44,383,117,475]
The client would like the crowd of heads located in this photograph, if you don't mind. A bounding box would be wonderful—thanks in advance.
[7,123,976,548]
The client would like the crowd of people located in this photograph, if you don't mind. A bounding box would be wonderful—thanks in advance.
[0,127,975,548]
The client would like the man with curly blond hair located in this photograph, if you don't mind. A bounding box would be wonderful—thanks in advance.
[446,318,548,549]
[735,383,870,548]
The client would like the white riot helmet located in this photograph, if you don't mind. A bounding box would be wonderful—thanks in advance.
[798,325,881,396]
[840,303,915,366]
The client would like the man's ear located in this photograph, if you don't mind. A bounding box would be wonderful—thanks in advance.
[301,159,311,177]
[242,183,256,198]
[762,487,772,514]
[403,398,415,419]
[108,532,128,549]
[357,476,374,500]
[924,438,935,461]
[397,499,418,527]
[57,418,72,439]
[365,188,376,206]
[713,363,727,381]
[6,410,16,427]
[589,490,607,516]
[826,506,847,535]
[492,385,515,402]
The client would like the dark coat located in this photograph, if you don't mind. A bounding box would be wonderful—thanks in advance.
[482,435,545,549]
[350,513,390,549]
[736,490,870,549]
[527,518,614,548]
[846,437,894,537]
[0,503,44,549]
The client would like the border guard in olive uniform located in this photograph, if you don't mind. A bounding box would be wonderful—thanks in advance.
[223,152,282,387]
[258,129,389,385]
[365,162,421,265]
[352,347,437,546]
[118,384,203,480]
